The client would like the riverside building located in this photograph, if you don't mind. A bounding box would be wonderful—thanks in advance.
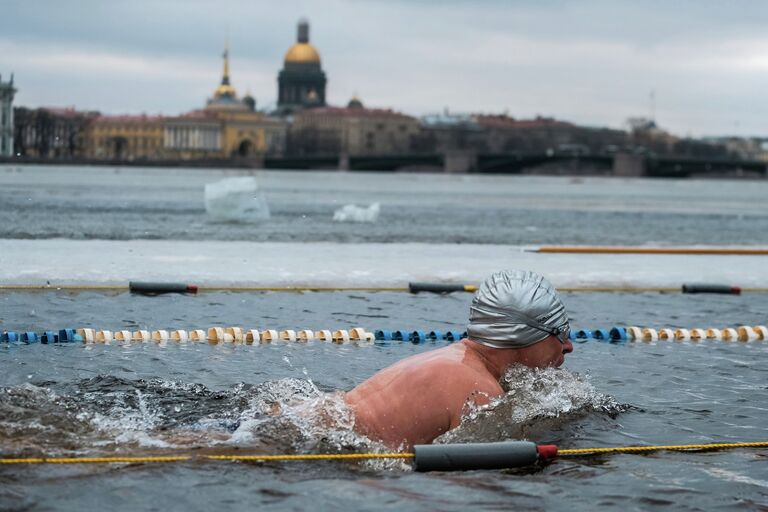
[163,45,286,159]
[14,107,99,158]
[289,96,419,156]
[83,46,286,161]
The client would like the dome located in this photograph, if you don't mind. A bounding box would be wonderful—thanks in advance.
[214,83,237,98]
[347,95,363,109]
[243,91,256,111]
[284,43,321,64]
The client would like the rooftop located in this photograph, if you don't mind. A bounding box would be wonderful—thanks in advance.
[300,106,415,120]
[94,113,165,123]
[474,114,573,129]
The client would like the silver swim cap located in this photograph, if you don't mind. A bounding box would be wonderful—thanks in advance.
[467,270,569,349]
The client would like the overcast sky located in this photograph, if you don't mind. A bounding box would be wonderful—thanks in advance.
[1,0,766,137]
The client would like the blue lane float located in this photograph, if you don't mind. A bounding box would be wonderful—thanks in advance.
[21,332,39,343]
[609,327,627,342]
[427,330,442,341]
[410,331,427,343]
[374,329,464,343]
[40,331,58,344]
[444,331,465,342]
[2,331,19,343]
[57,329,83,343]
[392,330,409,342]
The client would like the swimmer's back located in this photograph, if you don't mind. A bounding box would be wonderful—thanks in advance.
[344,341,503,449]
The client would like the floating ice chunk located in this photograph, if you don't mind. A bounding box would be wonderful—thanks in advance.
[204,177,270,222]
[332,202,380,223]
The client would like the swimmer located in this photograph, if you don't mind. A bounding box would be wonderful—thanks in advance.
[345,270,573,451]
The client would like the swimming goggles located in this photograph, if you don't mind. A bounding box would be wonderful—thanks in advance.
[530,322,571,344]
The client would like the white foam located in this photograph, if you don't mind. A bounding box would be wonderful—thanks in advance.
[204,177,270,223]
[437,365,624,444]
[333,203,380,223]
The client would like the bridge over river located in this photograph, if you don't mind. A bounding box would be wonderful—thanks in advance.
[264,151,767,178]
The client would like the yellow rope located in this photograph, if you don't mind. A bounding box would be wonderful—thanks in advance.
[0,453,412,465]
[537,246,768,255]
[203,287,411,293]
[1,442,766,465]
[558,441,768,456]
[0,456,192,464]
[2,284,767,293]
[207,453,414,462]
[559,287,681,293]
[0,285,410,293]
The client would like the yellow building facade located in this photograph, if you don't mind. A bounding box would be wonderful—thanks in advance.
[85,114,164,161]
[84,45,286,161]
[163,46,286,159]
[163,109,285,159]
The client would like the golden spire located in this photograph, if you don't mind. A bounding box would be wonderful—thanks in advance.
[222,39,230,86]
[213,39,237,98]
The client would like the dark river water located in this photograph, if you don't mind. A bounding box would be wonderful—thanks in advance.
[2,290,767,511]
[2,165,768,510]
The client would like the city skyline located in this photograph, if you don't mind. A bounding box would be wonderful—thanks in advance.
[2,0,767,137]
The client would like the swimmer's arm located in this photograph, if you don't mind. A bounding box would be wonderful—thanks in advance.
[448,375,503,429]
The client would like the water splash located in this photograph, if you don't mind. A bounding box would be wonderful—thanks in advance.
[0,376,392,464]
[0,382,98,454]
[437,365,627,444]
[0,369,623,472]
[227,380,405,470]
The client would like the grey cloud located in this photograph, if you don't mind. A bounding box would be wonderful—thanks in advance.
[2,0,767,135]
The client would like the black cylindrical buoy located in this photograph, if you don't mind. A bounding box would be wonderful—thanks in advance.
[413,441,540,472]
[682,284,741,295]
[408,282,477,294]
[129,282,198,295]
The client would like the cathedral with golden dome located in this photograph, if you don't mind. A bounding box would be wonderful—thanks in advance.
[277,20,327,114]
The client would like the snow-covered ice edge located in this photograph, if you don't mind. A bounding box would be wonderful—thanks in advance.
[1,239,767,288]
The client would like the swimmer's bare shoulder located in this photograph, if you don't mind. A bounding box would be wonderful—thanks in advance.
[345,341,504,449]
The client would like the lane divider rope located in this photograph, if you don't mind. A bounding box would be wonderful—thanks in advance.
[1,327,376,345]
[0,453,413,464]
[1,441,766,466]
[2,284,768,294]
[572,325,768,343]
[558,441,768,456]
[4,325,768,345]
[0,285,410,293]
